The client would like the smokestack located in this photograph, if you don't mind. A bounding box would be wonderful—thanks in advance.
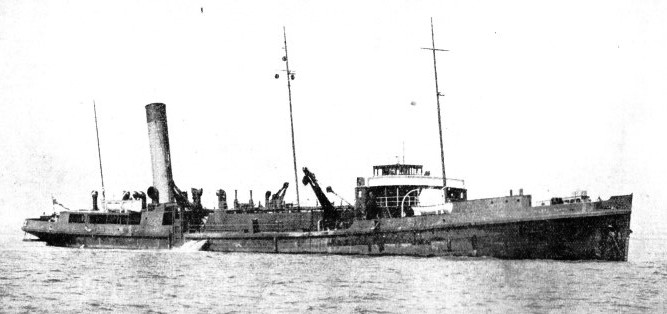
[146,103,174,203]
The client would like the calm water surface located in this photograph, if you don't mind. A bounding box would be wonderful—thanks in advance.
[1,232,665,313]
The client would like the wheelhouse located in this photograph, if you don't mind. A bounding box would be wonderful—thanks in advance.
[356,163,468,218]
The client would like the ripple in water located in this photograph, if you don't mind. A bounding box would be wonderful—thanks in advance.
[1,233,666,313]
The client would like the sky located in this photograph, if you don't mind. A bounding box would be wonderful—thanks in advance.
[1,0,666,236]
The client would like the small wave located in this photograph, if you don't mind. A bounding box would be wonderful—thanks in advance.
[172,240,208,252]
[128,304,149,309]
[44,278,62,283]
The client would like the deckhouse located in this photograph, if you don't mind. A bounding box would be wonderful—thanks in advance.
[355,163,467,218]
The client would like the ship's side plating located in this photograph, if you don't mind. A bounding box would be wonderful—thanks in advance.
[187,194,632,261]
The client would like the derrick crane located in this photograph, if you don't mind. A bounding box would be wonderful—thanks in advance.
[326,186,352,206]
[302,167,337,229]
[265,182,289,210]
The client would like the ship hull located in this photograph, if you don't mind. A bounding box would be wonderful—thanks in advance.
[23,232,171,249]
[187,210,631,261]
[23,196,632,261]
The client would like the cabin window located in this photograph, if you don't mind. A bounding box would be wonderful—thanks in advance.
[107,215,119,224]
[162,213,173,225]
[119,216,128,225]
[129,213,142,225]
[89,215,107,224]
[68,214,85,223]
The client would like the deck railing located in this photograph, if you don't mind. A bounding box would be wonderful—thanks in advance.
[376,196,419,209]
[535,195,593,207]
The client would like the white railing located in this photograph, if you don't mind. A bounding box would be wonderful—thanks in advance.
[366,176,465,188]
[376,196,419,209]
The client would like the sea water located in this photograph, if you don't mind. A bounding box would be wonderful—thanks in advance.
[1,231,665,313]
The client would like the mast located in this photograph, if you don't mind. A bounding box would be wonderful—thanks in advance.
[277,26,301,208]
[93,100,106,211]
[422,18,449,192]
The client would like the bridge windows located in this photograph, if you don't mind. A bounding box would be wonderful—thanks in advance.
[373,164,424,176]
